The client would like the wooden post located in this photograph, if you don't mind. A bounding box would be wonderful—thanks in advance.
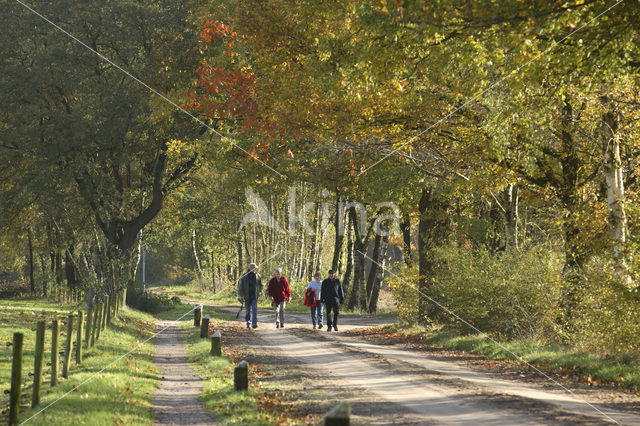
[63,315,74,377]
[76,311,84,364]
[210,331,221,356]
[32,320,45,407]
[194,305,202,327]
[234,360,248,391]
[200,315,210,338]
[323,402,350,426]
[9,332,24,425]
[51,319,59,387]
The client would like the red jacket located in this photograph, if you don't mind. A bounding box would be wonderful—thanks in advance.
[267,276,291,303]
[304,288,316,307]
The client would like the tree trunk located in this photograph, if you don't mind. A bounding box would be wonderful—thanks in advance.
[307,204,320,280]
[331,192,344,272]
[48,226,55,294]
[228,264,234,282]
[418,185,450,324]
[503,183,519,251]
[55,252,63,296]
[346,216,359,310]
[243,227,251,264]
[211,251,216,293]
[366,233,383,303]
[133,231,142,282]
[316,218,325,275]
[28,228,35,293]
[600,96,631,286]
[341,213,353,294]
[400,214,413,267]
[64,247,78,295]
[347,207,369,311]
[192,229,204,287]
[237,240,243,276]
[368,234,388,313]
[558,100,587,322]
[297,231,306,279]
[38,254,47,297]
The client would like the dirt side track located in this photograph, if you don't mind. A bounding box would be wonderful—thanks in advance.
[213,304,640,425]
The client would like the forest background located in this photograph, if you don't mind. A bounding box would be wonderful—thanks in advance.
[1,0,640,359]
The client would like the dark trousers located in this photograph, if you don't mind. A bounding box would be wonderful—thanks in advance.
[325,303,339,328]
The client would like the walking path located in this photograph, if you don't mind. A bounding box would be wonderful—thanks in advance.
[152,320,217,425]
[149,293,640,425]
[215,304,639,425]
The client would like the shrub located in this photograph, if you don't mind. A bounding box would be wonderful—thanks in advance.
[288,278,310,304]
[387,267,419,324]
[570,259,640,359]
[390,243,563,340]
[0,279,29,298]
[126,287,181,314]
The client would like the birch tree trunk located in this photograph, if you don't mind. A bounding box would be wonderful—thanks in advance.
[341,213,353,293]
[316,217,325,275]
[237,240,243,277]
[133,231,142,282]
[331,192,345,272]
[600,96,631,286]
[192,229,204,287]
[504,183,519,251]
[308,204,320,280]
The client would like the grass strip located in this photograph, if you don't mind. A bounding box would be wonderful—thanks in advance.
[361,323,640,391]
[167,305,311,425]
[1,297,160,425]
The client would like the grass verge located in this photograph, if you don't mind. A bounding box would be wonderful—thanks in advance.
[355,323,640,392]
[1,297,160,425]
[175,309,314,425]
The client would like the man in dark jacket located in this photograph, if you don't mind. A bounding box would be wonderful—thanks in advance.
[238,263,263,328]
[320,269,344,332]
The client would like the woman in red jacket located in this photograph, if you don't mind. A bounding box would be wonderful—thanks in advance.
[267,268,291,328]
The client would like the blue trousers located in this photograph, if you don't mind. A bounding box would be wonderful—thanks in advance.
[310,304,324,326]
[245,296,258,326]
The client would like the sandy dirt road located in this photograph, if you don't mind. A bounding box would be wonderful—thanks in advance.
[214,304,640,425]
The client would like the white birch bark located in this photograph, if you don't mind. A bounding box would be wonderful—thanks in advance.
[600,98,631,286]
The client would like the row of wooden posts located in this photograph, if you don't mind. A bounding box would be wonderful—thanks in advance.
[192,305,350,425]
[8,290,125,425]
[194,304,248,391]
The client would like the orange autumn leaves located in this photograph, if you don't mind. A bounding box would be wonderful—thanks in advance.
[185,61,258,128]
[199,18,235,43]
[183,15,258,130]
[183,15,292,163]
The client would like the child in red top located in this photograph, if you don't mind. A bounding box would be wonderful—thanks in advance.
[306,272,323,329]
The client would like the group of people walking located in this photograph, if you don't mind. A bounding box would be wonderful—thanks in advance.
[237,263,344,331]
